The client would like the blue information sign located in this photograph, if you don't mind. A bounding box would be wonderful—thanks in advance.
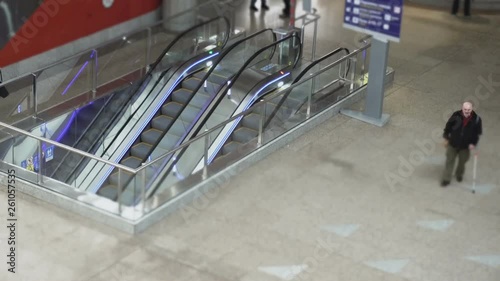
[343,0,403,42]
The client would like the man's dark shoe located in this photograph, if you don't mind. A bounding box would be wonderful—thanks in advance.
[261,4,270,11]
[441,180,450,187]
[250,5,258,11]
[279,13,290,19]
[456,176,463,182]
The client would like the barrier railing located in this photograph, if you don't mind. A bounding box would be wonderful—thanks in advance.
[0,42,372,221]
[0,0,242,126]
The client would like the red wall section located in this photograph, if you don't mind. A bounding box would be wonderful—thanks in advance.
[0,0,161,67]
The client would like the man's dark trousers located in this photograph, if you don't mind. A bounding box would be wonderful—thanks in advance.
[443,146,470,181]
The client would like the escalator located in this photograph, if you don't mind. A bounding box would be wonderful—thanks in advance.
[43,17,230,189]
[143,33,302,200]
[94,28,278,203]
[215,47,351,162]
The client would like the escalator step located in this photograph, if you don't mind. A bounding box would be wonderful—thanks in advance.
[182,77,202,91]
[193,70,208,80]
[152,115,173,131]
[141,128,163,145]
[162,102,183,117]
[131,143,152,159]
[241,113,262,131]
[109,171,134,186]
[120,188,136,206]
[233,127,258,144]
[172,89,194,104]
[222,141,242,155]
[121,156,143,168]
[97,185,117,200]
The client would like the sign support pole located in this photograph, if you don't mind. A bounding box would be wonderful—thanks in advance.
[341,36,390,127]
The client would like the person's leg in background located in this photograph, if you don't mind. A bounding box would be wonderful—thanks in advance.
[455,148,471,182]
[464,0,471,16]
[250,0,258,11]
[451,0,460,15]
[280,0,290,18]
[442,146,458,186]
[261,0,269,11]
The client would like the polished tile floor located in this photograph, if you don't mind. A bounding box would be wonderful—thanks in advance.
[1,0,500,280]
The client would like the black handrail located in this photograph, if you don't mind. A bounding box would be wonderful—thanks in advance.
[264,47,350,129]
[293,48,350,83]
[146,33,303,198]
[103,28,277,199]
[128,28,276,172]
[65,16,230,184]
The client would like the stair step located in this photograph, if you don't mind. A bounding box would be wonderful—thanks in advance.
[233,127,258,143]
[162,102,183,117]
[241,113,262,131]
[172,88,194,104]
[152,115,173,131]
[182,77,202,91]
[121,156,143,168]
[222,141,242,155]
[97,185,117,200]
[130,143,152,159]
[141,128,163,145]
[108,171,134,186]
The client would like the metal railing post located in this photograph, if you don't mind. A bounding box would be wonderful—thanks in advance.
[91,49,97,99]
[32,73,37,117]
[37,140,43,184]
[307,84,312,118]
[203,129,209,180]
[349,57,357,92]
[258,110,263,146]
[146,27,152,73]
[312,19,318,61]
[141,168,146,215]
[118,168,122,213]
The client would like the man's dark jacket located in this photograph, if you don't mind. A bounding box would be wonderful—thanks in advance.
[443,110,482,150]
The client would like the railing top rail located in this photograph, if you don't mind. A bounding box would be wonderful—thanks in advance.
[0,42,371,176]
[0,0,237,86]
[0,121,136,173]
[138,43,371,171]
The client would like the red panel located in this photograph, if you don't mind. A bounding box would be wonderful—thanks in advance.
[0,0,161,67]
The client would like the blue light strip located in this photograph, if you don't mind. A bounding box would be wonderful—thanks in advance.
[55,110,78,143]
[61,61,89,96]
[208,72,290,164]
[93,52,219,192]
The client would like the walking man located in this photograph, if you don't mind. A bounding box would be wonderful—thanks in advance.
[441,101,482,187]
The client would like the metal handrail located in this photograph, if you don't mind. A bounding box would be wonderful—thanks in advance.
[0,43,371,178]
[0,121,136,173]
[0,0,239,86]
[144,33,302,179]
[296,12,320,61]
[137,42,368,172]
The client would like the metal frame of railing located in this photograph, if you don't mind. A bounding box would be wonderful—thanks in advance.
[0,0,242,125]
[0,42,372,220]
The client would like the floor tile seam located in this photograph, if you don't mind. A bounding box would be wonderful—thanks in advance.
[145,245,240,281]
[79,246,143,281]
